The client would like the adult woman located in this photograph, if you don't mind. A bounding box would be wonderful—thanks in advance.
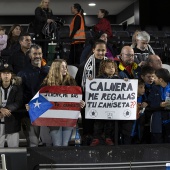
[94,9,113,39]
[1,24,22,61]
[34,0,54,60]
[133,31,155,64]
[42,59,85,146]
[34,0,54,39]
[131,30,140,48]
[69,3,86,65]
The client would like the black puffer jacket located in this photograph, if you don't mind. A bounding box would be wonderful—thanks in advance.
[0,76,23,134]
[34,7,53,37]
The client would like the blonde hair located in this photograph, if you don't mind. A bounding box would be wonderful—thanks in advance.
[39,0,51,12]
[131,30,140,48]
[42,59,76,86]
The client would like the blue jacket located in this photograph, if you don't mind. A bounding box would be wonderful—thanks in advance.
[148,85,170,133]
[117,61,141,79]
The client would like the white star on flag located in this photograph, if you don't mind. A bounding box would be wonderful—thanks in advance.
[33,99,41,108]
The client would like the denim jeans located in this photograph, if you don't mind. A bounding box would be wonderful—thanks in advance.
[50,126,73,146]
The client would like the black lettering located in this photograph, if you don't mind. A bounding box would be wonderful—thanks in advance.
[98,102,103,107]
[101,93,107,100]
[88,93,99,100]
[131,93,135,99]
[89,81,96,91]
[127,83,133,91]
[121,83,126,91]
[115,83,121,91]
[97,82,103,91]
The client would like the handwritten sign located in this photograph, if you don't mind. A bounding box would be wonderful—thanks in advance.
[85,79,138,120]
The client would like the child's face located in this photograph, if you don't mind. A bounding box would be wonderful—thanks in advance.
[138,84,145,96]
[104,63,115,76]
[141,73,155,84]
[93,44,106,60]
[0,30,5,35]
[60,61,67,76]
[0,72,12,83]
[154,75,161,85]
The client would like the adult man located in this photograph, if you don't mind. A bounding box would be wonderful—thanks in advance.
[146,54,162,70]
[18,44,49,147]
[117,46,141,145]
[118,46,141,79]
[8,33,32,74]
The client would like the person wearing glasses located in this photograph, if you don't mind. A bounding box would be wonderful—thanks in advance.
[117,46,141,144]
[118,46,141,80]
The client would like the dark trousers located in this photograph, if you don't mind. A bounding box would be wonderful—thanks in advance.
[120,120,134,145]
[68,43,84,66]
[151,133,163,144]
[93,120,115,139]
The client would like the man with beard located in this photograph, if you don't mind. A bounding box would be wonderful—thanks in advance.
[118,46,141,79]
[117,46,141,145]
[17,44,49,147]
[8,33,32,74]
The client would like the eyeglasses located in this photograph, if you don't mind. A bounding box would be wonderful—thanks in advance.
[122,53,134,58]
[31,52,43,56]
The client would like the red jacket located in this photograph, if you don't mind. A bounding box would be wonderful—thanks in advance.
[94,18,113,38]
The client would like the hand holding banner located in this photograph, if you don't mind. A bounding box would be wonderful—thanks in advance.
[28,86,82,127]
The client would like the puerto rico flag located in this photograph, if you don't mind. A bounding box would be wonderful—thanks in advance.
[28,86,82,127]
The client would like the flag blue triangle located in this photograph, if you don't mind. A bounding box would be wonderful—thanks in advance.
[28,94,53,123]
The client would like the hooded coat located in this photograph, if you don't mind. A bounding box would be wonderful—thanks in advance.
[0,76,23,134]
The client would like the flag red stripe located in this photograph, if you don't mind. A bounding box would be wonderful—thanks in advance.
[32,118,77,127]
[39,86,82,94]
[50,102,80,111]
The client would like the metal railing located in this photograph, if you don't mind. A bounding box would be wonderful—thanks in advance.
[33,161,170,170]
[0,154,7,170]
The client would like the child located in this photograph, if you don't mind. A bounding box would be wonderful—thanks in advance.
[140,66,155,143]
[0,26,7,56]
[0,63,23,147]
[148,68,170,143]
[131,79,148,144]
[141,66,155,98]
[90,59,119,146]
[76,39,108,145]
[41,59,85,146]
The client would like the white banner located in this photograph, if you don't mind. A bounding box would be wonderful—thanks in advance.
[85,79,138,120]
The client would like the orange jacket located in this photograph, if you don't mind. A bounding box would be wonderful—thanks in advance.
[70,13,85,44]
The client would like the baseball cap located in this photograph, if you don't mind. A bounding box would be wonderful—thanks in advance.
[0,63,13,72]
